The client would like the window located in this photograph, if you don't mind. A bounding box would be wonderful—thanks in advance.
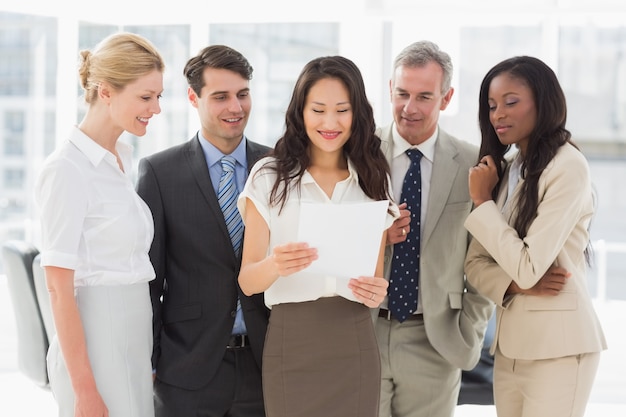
[3,168,24,189]
[3,110,24,155]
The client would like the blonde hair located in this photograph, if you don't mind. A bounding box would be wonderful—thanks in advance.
[78,32,165,104]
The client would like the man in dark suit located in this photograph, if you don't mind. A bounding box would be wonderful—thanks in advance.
[136,45,270,417]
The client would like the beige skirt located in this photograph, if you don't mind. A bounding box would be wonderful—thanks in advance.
[263,296,380,417]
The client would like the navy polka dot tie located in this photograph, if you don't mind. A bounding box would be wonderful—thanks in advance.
[388,149,423,322]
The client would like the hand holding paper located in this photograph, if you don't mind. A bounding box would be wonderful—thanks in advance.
[270,242,318,277]
[297,200,389,302]
[347,275,389,308]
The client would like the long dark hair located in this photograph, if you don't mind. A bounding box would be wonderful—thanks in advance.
[477,56,578,238]
[265,55,392,210]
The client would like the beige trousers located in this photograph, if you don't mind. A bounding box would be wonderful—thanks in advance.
[375,316,460,417]
[494,348,601,417]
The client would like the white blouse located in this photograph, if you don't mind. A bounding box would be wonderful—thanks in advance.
[238,156,398,307]
[35,127,155,287]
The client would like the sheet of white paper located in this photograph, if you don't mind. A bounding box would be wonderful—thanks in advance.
[297,200,389,301]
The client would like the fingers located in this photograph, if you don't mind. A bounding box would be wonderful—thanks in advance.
[540,276,566,293]
[528,268,570,296]
[479,155,495,166]
[468,155,500,206]
[387,224,410,245]
[534,265,571,296]
[472,157,497,173]
[546,265,571,278]
[272,242,318,276]
[395,204,411,224]
[387,206,411,245]
[539,285,563,296]
[348,276,389,307]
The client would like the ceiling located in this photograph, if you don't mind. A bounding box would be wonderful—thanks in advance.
[3,0,626,26]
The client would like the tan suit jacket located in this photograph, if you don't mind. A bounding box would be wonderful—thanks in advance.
[376,124,494,370]
[464,143,607,360]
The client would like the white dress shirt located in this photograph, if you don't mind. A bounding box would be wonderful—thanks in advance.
[35,126,155,287]
[389,126,438,242]
[238,156,398,308]
[386,126,438,313]
[503,151,522,213]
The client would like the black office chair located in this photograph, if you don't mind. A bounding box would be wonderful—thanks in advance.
[1,240,50,388]
[33,253,56,343]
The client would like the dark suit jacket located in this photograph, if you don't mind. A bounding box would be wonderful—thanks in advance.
[136,134,271,390]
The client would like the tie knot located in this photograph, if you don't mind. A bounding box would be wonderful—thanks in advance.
[221,155,236,172]
[406,149,423,164]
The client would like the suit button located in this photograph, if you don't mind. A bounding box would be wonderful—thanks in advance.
[230,310,236,317]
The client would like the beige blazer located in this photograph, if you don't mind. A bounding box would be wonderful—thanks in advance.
[464,143,607,360]
[376,124,494,371]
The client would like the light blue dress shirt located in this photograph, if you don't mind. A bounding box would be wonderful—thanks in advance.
[198,133,248,336]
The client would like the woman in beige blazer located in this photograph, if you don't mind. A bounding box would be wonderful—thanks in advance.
[464,56,607,417]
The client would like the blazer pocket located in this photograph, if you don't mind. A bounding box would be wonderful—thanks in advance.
[448,292,463,310]
[444,201,472,213]
[163,303,202,324]
[524,292,578,311]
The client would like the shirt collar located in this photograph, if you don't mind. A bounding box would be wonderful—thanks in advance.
[509,151,523,181]
[391,124,438,163]
[198,132,247,168]
[68,126,133,167]
[510,151,522,168]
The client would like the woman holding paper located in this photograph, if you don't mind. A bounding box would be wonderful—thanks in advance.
[237,55,398,417]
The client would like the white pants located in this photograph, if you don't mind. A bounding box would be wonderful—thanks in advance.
[47,282,154,417]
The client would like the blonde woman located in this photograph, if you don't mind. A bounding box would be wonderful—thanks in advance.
[35,32,164,417]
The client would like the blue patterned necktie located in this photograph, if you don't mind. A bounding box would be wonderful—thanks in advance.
[388,149,423,322]
[218,155,247,335]
[218,155,244,255]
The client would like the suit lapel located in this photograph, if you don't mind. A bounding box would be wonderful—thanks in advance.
[497,162,522,222]
[377,124,454,249]
[245,140,270,173]
[185,135,232,247]
[495,166,511,210]
[377,124,457,247]
[421,132,459,247]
